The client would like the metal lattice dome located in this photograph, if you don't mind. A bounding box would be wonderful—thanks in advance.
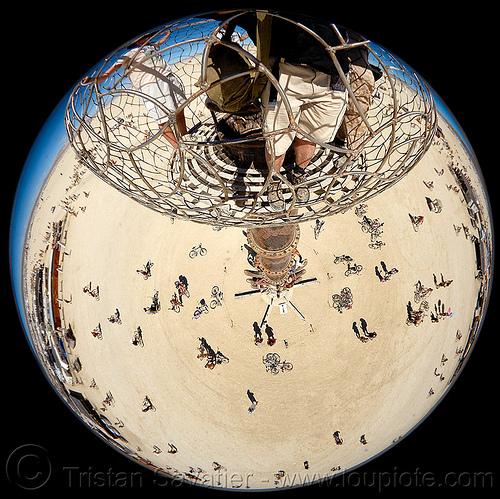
[65,10,437,227]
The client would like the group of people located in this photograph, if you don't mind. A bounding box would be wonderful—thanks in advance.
[252,321,276,346]
[430,300,453,323]
[374,261,398,282]
[83,12,378,212]
[245,247,308,295]
[407,274,454,326]
[406,301,425,327]
[197,336,229,369]
[352,319,377,343]
[434,273,453,289]
[355,207,385,248]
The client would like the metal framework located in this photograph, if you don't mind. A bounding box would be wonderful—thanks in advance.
[65,9,437,228]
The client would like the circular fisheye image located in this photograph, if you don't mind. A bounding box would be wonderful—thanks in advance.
[10,8,493,491]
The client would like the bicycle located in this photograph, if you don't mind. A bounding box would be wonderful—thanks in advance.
[137,260,154,280]
[333,254,353,265]
[359,216,384,234]
[331,287,353,313]
[427,198,442,213]
[189,243,207,259]
[108,309,122,324]
[131,326,144,347]
[89,286,100,300]
[103,391,114,407]
[210,285,223,309]
[414,281,433,303]
[169,293,181,313]
[354,204,368,217]
[175,280,190,299]
[197,337,229,369]
[192,299,209,320]
[142,395,156,412]
[409,213,424,232]
[263,352,280,364]
[215,350,229,365]
[83,282,100,300]
[406,300,429,326]
[368,240,385,250]
[370,229,383,242]
[262,352,293,375]
[344,262,363,277]
[262,353,280,376]
[145,291,161,314]
[91,323,102,340]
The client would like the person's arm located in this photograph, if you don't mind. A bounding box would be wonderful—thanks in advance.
[155,29,172,46]
[82,61,123,84]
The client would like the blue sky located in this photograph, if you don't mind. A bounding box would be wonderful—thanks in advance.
[9,89,72,333]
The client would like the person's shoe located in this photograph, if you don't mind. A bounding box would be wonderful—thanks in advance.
[288,168,310,203]
[267,178,285,211]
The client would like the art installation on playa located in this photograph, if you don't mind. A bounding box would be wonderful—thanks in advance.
[11,9,493,490]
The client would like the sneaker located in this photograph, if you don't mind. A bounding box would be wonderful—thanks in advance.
[267,178,285,212]
[288,170,310,203]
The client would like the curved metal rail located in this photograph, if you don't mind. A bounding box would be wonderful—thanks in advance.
[65,9,437,228]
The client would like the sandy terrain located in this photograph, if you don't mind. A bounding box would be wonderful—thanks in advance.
[20,105,492,489]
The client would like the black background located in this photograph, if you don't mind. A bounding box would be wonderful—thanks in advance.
[3,3,496,497]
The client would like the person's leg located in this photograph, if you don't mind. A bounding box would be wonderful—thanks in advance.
[263,63,313,209]
[160,111,187,149]
[177,109,187,137]
[265,148,287,174]
[300,88,348,153]
[284,76,347,203]
[294,138,316,170]
[280,137,314,203]
[341,64,375,150]
[160,123,178,148]
[264,62,305,175]
[264,144,289,211]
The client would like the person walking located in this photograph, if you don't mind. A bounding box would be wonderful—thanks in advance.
[265,324,276,346]
[247,389,258,414]
[253,321,263,345]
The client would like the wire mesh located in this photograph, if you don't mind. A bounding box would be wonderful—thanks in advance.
[65,9,437,228]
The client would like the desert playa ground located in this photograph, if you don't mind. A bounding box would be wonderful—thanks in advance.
[22,108,492,488]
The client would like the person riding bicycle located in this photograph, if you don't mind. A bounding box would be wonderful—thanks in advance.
[170,292,182,308]
[197,336,217,369]
[174,280,188,303]
[362,215,383,229]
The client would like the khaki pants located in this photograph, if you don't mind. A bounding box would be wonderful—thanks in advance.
[337,63,375,150]
[264,62,348,156]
